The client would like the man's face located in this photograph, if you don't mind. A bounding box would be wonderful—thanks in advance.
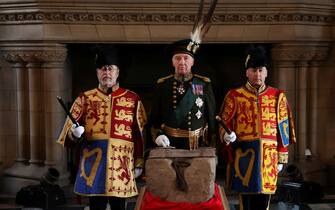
[96,65,119,88]
[246,66,267,87]
[172,53,194,75]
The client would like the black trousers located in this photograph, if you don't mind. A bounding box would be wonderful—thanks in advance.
[89,196,125,210]
[240,194,271,210]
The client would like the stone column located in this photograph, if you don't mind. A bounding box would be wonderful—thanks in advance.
[307,45,329,157]
[27,61,45,166]
[40,47,69,169]
[296,60,308,158]
[40,47,71,186]
[0,43,70,194]
[0,55,29,168]
[308,61,319,157]
[0,45,40,193]
[15,63,30,164]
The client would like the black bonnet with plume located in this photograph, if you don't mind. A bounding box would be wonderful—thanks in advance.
[168,0,218,58]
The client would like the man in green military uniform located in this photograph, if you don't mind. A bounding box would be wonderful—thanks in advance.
[149,39,216,150]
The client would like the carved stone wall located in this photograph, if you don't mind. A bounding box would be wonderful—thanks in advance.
[0,44,71,194]
[0,0,334,42]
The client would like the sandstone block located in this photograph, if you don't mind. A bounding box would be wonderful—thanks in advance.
[145,147,216,203]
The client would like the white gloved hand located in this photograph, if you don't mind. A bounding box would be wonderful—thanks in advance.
[71,124,85,138]
[155,135,170,147]
[135,168,143,179]
[277,164,284,173]
[223,131,237,144]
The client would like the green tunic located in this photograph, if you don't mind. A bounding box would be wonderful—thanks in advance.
[149,74,216,149]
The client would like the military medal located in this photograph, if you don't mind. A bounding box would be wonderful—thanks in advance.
[195,110,202,119]
[192,84,203,95]
[177,83,185,94]
[195,97,203,108]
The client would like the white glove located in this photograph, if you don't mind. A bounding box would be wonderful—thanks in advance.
[277,164,284,173]
[71,124,85,138]
[223,131,237,144]
[155,135,170,147]
[135,168,143,179]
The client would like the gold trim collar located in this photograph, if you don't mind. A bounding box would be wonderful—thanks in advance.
[98,83,119,94]
[245,81,266,93]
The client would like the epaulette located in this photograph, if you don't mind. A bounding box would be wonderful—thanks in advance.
[157,74,173,84]
[194,74,211,82]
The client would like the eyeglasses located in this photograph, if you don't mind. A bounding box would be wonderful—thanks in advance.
[99,65,118,72]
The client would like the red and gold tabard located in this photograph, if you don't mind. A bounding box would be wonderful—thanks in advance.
[219,82,296,194]
[57,87,147,197]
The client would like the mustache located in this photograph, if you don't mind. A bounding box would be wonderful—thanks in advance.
[101,75,115,79]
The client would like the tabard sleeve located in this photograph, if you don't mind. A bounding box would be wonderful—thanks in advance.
[133,99,147,168]
[277,91,296,163]
[218,90,237,140]
[218,90,237,163]
[56,94,85,147]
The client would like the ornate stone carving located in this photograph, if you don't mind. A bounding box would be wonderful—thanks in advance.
[0,11,333,25]
[271,43,330,62]
[213,14,333,24]
[0,44,67,64]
